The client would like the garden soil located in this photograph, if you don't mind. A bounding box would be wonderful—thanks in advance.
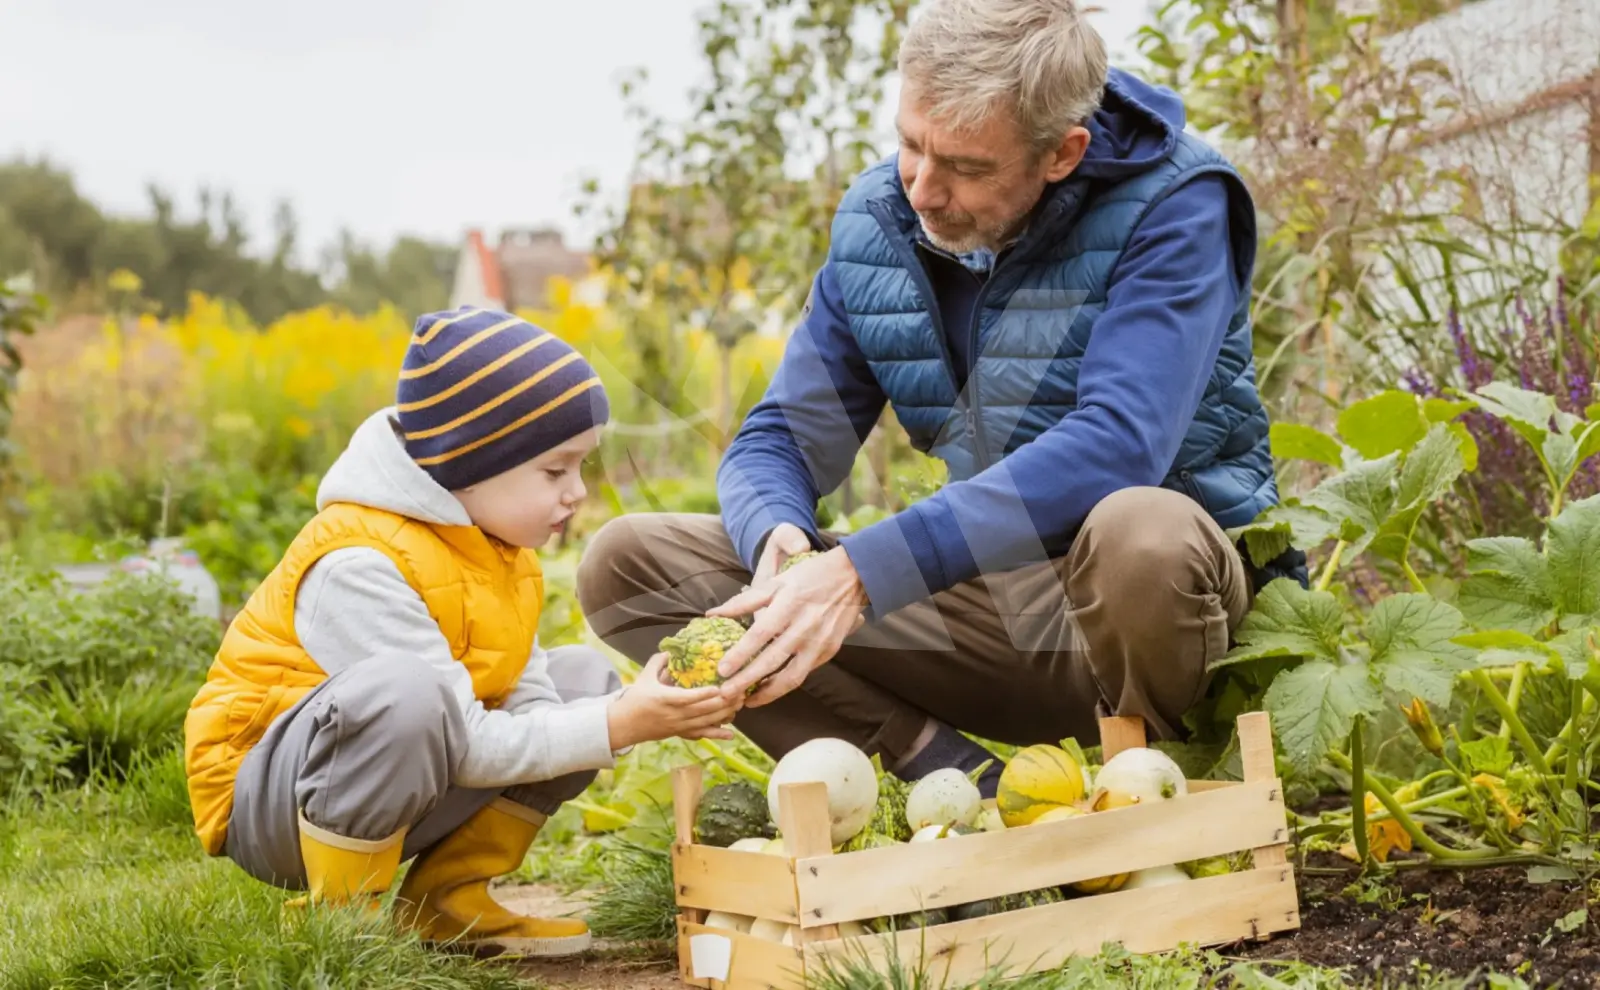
[1234,854,1600,988]
[499,860,1600,989]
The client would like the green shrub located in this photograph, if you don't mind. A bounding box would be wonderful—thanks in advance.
[0,555,221,790]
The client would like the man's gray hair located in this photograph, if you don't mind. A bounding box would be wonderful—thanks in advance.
[897,0,1109,153]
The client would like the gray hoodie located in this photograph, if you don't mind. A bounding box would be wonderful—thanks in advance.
[294,407,621,789]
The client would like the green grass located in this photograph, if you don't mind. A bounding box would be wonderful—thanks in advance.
[0,747,529,990]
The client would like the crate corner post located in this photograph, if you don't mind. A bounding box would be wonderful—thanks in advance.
[1236,710,1300,940]
[673,763,709,985]
[777,777,840,974]
[1097,714,1147,760]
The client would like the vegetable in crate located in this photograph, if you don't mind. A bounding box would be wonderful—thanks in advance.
[840,754,913,848]
[659,616,746,688]
[766,737,879,845]
[904,765,983,831]
[1025,805,1130,894]
[950,886,1064,922]
[996,744,1088,827]
[694,781,776,847]
[865,907,949,933]
[1090,747,1186,809]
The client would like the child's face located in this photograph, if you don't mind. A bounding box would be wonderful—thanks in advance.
[452,429,600,549]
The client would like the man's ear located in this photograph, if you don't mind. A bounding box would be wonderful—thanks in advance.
[1042,126,1092,183]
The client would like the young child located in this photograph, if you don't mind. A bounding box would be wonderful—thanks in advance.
[183,307,739,957]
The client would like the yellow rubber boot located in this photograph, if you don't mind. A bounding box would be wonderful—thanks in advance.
[395,797,591,957]
[284,812,406,913]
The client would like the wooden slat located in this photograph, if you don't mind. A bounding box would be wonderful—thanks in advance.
[795,780,1289,925]
[1186,779,1240,792]
[1097,715,1146,759]
[802,866,1301,986]
[679,918,805,990]
[776,782,840,942]
[1237,712,1289,872]
[673,844,800,923]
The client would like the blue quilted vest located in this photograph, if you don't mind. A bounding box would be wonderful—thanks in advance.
[825,135,1278,537]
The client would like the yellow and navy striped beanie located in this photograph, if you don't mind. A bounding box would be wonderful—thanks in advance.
[395,307,609,490]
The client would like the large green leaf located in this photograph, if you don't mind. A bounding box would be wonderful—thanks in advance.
[1230,500,1343,567]
[1213,579,1344,668]
[1471,382,1557,450]
[1270,422,1345,466]
[1301,452,1400,556]
[1262,660,1382,776]
[1423,397,1475,423]
[1336,390,1427,460]
[1365,593,1470,706]
[1456,537,1555,634]
[1548,494,1600,621]
[1368,424,1467,563]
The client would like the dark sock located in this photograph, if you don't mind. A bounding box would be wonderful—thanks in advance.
[893,722,1004,799]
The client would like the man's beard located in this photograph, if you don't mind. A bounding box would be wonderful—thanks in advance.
[917,201,1033,256]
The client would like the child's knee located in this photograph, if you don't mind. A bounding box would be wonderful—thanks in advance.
[543,645,622,703]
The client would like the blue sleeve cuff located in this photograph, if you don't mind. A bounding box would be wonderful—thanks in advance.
[838,499,976,619]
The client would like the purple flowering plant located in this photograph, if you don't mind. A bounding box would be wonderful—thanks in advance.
[1400,282,1600,538]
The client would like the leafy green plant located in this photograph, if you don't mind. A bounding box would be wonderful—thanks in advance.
[0,555,220,788]
[1226,379,1600,876]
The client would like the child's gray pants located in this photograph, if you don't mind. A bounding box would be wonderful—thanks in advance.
[222,646,618,891]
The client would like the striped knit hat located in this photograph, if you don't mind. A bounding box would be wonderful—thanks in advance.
[395,307,609,491]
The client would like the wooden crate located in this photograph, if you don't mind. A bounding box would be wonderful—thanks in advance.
[668,712,1300,989]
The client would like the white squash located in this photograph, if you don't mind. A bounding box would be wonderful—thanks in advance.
[1093,747,1187,806]
[750,917,798,942]
[761,836,787,856]
[904,767,982,831]
[728,837,770,853]
[976,805,1006,832]
[702,911,755,932]
[1121,863,1191,889]
[766,737,879,845]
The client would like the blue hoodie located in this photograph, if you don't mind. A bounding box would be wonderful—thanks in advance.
[717,69,1269,618]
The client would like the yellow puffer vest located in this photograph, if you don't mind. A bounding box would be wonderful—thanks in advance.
[183,501,544,855]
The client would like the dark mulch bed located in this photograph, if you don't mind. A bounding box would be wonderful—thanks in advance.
[1233,853,1600,988]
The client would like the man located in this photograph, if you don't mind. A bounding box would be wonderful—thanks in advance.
[576,0,1303,797]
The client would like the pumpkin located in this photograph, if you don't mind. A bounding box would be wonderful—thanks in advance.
[694,782,775,847]
[1069,872,1130,895]
[996,745,1087,827]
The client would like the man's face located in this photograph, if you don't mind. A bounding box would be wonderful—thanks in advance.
[452,428,600,549]
[895,82,1090,255]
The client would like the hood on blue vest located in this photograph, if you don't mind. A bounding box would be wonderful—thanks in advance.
[1075,67,1187,182]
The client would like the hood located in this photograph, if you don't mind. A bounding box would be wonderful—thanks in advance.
[1071,67,1185,182]
[316,406,473,526]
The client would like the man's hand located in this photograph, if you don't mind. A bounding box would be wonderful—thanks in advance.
[752,523,814,589]
[706,546,867,707]
[607,653,741,751]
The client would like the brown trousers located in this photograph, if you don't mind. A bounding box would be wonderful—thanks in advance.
[574,486,1252,763]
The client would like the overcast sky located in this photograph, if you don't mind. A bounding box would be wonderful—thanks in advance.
[0,1,1152,266]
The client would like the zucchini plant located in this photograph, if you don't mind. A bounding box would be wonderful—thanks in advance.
[1224,382,1600,880]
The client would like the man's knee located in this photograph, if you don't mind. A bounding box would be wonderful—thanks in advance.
[543,644,622,703]
[576,514,668,614]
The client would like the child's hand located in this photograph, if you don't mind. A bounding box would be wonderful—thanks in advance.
[607,653,741,751]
